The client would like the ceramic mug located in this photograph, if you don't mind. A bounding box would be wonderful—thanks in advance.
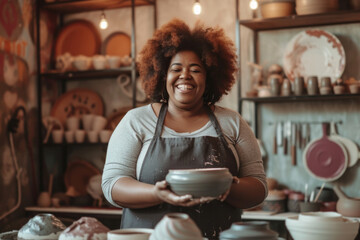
[92,115,107,132]
[87,130,98,143]
[75,129,86,143]
[64,130,75,143]
[320,76,332,88]
[82,114,95,131]
[269,76,281,96]
[108,228,153,240]
[66,116,80,131]
[281,78,291,96]
[299,202,321,212]
[306,76,319,95]
[99,130,112,143]
[52,129,64,143]
[294,76,305,95]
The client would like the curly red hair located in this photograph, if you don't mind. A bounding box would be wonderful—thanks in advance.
[138,18,237,104]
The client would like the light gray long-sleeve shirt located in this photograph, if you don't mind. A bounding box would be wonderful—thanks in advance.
[102,104,267,207]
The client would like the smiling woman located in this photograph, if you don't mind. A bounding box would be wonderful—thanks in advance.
[102,19,267,240]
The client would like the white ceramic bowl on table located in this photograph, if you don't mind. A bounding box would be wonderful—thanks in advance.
[107,228,153,240]
[285,212,359,240]
[165,168,233,198]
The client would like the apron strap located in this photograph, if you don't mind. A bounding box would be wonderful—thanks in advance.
[154,103,168,138]
[205,105,228,144]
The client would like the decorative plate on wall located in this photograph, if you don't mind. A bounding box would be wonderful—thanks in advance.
[50,88,104,126]
[54,20,101,58]
[283,29,345,83]
[101,31,131,57]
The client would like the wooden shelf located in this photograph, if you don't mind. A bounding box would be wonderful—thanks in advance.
[41,0,155,13]
[26,206,122,215]
[41,67,132,80]
[44,142,108,146]
[241,93,360,103]
[239,10,360,31]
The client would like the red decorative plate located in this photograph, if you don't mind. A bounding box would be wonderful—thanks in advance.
[54,20,101,58]
[101,31,131,57]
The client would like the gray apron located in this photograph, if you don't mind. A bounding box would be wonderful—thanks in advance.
[121,104,241,240]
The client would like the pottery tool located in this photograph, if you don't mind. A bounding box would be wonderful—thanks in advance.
[304,183,308,202]
[273,122,277,154]
[291,123,297,165]
[314,182,326,203]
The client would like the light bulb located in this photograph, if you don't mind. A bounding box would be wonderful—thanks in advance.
[192,1,202,15]
[249,0,258,10]
[99,12,108,29]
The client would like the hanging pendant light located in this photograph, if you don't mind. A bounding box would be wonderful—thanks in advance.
[192,0,202,15]
[99,11,108,30]
[249,0,259,10]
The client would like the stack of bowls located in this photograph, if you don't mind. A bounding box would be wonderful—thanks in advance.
[296,0,339,15]
[285,212,359,240]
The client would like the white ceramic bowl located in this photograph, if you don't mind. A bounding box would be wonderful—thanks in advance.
[285,216,359,240]
[108,228,153,240]
[166,168,233,198]
[298,211,343,222]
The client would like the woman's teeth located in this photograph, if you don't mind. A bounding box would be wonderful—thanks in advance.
[177,84,194,91]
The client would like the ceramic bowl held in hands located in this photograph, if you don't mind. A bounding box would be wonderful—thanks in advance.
[165,168,233,198]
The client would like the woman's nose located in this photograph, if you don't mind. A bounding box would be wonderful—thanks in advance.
[180,69,191,79]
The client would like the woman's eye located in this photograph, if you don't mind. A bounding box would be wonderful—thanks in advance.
[171,68,181,72]
[191,69,201,73]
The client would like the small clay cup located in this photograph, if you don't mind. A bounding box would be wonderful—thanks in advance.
[269,76,281,96]
[294,76,305,95]
[349,84,359,94]
[320,76,332,88]
[281,78,292,96]
[306,76,319,95]
[333,85,345,94]
[299,202,321,212]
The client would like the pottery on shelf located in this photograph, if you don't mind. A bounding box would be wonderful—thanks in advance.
[165,168,233,198]
[149,213,203,240]
[219,221,279,240]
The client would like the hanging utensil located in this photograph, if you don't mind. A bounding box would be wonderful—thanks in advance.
[284,121,291,155]
[329,121,360,168]
[276,122,283,148]
[291,123,297,166]
[303,122,348,182]
[273,122,277,154]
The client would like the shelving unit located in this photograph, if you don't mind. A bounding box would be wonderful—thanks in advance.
[238,10,360,136]
[35,0,157,209]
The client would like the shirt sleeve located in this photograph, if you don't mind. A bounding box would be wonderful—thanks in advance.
[235,116,268,198]
[101,111,143,207]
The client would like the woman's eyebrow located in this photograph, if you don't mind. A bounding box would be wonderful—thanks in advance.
[170,63,202,67]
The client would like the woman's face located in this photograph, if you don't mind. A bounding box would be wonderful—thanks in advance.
[166,50,206,109]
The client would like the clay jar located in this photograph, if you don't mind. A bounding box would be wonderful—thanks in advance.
[306,76,319,95]
[220,221,279,240]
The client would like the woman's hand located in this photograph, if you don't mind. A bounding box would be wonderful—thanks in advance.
[154,181,216,207]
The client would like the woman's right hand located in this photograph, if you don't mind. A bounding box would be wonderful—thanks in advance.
[154,180,207,207]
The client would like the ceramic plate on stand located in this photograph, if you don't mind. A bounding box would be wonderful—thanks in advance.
[283,29,345,83]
